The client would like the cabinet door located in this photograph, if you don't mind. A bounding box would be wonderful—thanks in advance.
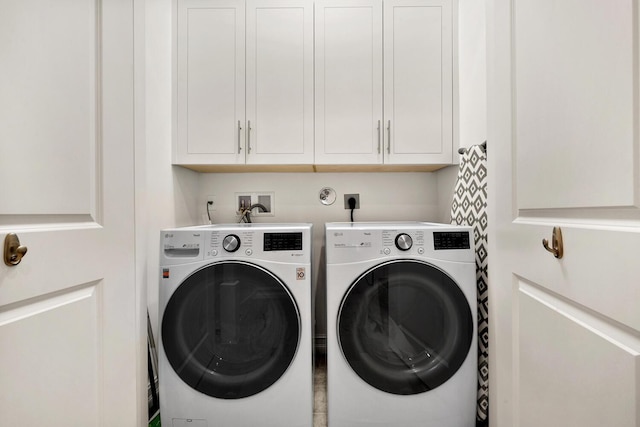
[315,0,383,164]
[246,0,314,165]
[383,0,452,164]
[176,0,245,165]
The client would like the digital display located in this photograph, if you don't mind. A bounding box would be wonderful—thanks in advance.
[264,232,303,251]
[433,232,470,250]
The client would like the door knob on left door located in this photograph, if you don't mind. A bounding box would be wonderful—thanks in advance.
[4,233,28,266]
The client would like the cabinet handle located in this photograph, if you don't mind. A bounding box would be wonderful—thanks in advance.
[237,120,242,153]
[247,120,252,154]
[386,120,391,154]
[377,120,381,154]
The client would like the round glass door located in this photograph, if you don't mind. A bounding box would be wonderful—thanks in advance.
[338,259,473,395]
[162,261,300,399]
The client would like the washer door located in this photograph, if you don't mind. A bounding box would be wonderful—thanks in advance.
[162,261,300,399]
[338,259,473,395]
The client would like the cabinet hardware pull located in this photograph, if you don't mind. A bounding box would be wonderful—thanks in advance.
[247,120,252,154]
[386,120,391,154]
[542,227,564,259]
[377,120,381,154]
[238,120,242,153]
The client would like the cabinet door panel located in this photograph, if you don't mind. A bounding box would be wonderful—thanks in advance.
[384,0,452,164]
[176,0,245,164]
[246,0,314,164]
[315,0,383,164]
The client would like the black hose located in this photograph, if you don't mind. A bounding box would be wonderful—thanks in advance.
[244,203,269,223]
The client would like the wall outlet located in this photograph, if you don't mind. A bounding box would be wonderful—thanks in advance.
[344,194,360,209]
[206,195,217,211]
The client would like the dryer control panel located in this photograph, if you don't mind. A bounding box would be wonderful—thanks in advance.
[433,231,471,250]
[325,222,474,264]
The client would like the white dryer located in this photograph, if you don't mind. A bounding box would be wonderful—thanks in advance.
[159,223,313,427]
[325,222,477,427]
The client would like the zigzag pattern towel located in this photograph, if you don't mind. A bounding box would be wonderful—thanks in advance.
[450,143,488,424]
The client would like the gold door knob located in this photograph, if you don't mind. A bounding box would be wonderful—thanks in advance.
[4,233,28,266]
[542,227,563,259]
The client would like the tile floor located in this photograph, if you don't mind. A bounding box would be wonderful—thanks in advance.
[313,354,328,427]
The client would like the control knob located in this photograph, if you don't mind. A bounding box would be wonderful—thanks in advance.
[395,233,413,251]
[222,234,241,252]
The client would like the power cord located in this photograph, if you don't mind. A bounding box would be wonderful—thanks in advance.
[348,197,356,222]
[206,201,213,224]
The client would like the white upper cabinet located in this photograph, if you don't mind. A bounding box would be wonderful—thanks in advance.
[246,0,314,165]
[175,0,314,166]
[384,0,452,164]
[314,0,384,164]
[176,0,245,165]
[176,0,453,169]
[315,0,453,165]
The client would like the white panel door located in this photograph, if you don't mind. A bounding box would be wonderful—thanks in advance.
[383,0,452,164]
[176,0,246,165]
[0,0,138,426]
[489,0,640,426]
[315,0,383,164]
[246,0,314,165]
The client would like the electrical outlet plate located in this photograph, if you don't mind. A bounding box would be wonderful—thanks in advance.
[235,192,275,217]
[206,195,217,211]
[344,193,360,209]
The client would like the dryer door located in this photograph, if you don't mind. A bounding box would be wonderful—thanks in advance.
[162,261,300,399]
[338,259,473,395]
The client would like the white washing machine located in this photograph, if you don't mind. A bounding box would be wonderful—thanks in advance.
[159,223,313,427]
[325,222,477,427]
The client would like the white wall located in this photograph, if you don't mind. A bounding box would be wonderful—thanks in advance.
[457,0,487,149]
[144,0,200,337]
[436,165,459,222]
[436,0,487,223]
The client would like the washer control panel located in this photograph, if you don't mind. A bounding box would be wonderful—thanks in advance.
[161,225,312,264]
[205,228,310,262]
[222,234,241,252]
[264,232,303,251]
[394,233,413,251]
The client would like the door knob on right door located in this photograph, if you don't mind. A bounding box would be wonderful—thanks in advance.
[4,233,28,266]
[542,227,563,259]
